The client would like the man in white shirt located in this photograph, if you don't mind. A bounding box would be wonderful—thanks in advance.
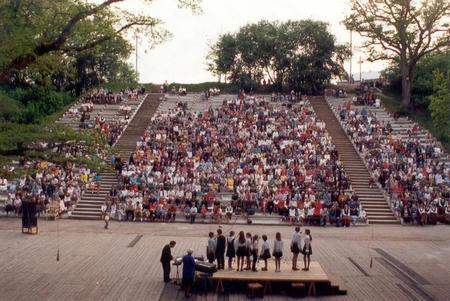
[291,226,302,270]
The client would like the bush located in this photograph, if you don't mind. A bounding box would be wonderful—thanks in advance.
[0,86,74,124]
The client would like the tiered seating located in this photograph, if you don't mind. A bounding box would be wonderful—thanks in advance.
[103,94,367,226]
[326,96,449,225]
[70,94,163,219]
[310,96,397,223]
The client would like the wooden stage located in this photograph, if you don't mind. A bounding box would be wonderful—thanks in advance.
[212,261,343,297]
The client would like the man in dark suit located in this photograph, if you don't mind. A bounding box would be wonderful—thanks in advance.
[160,240,176,282]
[215,229,226,270]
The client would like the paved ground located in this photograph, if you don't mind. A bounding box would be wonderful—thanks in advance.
[0,218,449,301]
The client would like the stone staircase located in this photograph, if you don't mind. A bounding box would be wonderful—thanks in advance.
[69,172,117,220]
[310,96,398,224]
[70,94,164,220]
[114,93,165,158]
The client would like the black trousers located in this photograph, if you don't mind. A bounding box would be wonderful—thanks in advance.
[162,262,171,282]
[216,253,225,270]
[252,250,258,270]
[126,210,134,221]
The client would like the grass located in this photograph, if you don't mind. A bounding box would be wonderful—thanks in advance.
[380,91,450,153]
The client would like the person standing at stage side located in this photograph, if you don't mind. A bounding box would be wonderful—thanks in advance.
[251,234,259,272]
[160,240,176,283]
[235,231,246,272]
[207,232,216,264]
[291,226,301,270]
[273,232,283,272]
[226,231,236,269]
[245,232,252,270]
[182,249,196,298]
[215,229,226,270]
[260,235,270,271]
[302,229,313,271]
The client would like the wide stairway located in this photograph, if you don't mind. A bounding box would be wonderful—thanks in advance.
[70,94,163,220]
[310,96,398,224]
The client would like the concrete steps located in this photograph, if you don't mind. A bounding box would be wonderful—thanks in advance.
[310,96,398,224]
[70,94,164,220]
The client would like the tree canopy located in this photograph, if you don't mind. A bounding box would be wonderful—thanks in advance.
[344,0,450,108]
[207,20,349,93]
[428,70,450,139]
[383,51,450,108]
[0,0,200,88]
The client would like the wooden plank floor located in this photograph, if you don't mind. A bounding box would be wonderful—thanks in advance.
[0,219,449,301]
[213,261,329,282]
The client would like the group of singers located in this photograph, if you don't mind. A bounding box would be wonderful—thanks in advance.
[206,227,312,273]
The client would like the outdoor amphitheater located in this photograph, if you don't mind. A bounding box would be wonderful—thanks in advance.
[1,0,449,300]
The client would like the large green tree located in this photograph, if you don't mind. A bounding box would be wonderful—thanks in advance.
[344,0,450,108]
[207,20,349,93]
[0,0,201,83]
[428,70,450,138]
[383,51,450,108]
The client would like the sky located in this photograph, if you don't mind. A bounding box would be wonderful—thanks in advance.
[114,0,387,84]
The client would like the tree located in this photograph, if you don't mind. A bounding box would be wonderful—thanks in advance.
[0,0,201,83]
[344,0,450,108]
[428,70,450,138]
[207,20,349,93]
[383,51,450,108]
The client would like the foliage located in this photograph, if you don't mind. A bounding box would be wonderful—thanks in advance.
[383,51,450,109]
[428,70,450,139]
[344,0,450,107]
[207,20,349,93]
[0,0,201,83]
[0,85,74,123]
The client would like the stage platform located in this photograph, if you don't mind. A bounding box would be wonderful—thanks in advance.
[212,261,345,297]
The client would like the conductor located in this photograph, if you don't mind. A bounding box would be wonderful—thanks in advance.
[160,240,176,283]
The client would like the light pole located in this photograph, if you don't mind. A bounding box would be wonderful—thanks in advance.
[349,30,353,83]
[358,56,363,82]
[134,33,139,77]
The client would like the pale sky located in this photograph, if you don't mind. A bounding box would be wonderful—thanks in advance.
[114,0,386,84]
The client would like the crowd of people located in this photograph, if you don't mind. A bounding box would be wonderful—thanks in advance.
[337,103,449,225]
[2,160,101,218]
[352,92,380,107]
[102,96,366,226]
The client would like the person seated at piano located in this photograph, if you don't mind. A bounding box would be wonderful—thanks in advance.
[182,248,196,298]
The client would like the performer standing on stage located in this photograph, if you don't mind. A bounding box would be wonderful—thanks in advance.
[291,226,301,270]
[160,241,176,283]
[235,231,246,272]
[215,228,226,270]
[259,234,270,271]
[226,231,236,269]
[207,232,216,263]
[273,232,284,272]
[251,234,259,272]
[245,232,252,270]
[303,229,313,271]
